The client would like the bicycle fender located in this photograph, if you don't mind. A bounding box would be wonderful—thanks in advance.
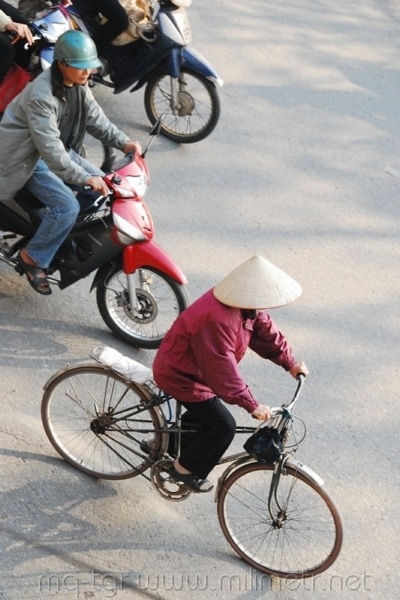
[285,457,324,488]
[122,240,187,284]
[181,47,224,86]
[43,362,99,390]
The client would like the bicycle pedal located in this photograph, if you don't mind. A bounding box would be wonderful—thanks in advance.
[150,459,192,502]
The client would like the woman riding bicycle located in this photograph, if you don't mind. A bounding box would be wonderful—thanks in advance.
[152,254,309,493]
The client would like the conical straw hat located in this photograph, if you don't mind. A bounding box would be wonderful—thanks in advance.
[213,255,302,309]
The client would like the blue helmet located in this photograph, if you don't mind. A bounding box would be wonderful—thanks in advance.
[54,30,101,69]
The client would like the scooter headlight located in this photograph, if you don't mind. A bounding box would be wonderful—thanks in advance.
[113,214,148,242]
[125,174,148,197]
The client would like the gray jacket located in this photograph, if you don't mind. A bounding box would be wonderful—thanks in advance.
[0,67,130,201]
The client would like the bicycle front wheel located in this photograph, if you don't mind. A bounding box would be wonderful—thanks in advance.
[217,462,343,578]
[41,364,165,480]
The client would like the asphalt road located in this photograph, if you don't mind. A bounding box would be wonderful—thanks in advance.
[1,0,399,598]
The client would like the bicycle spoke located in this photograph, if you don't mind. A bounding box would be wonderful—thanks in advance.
[218,462,342,578]
[42,365,164,480]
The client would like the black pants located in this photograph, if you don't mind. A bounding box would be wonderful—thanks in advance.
[174,397,236,480]
[71,0,129,53]
[0,34,15,81]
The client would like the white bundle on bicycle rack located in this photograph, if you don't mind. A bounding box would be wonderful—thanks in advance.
[96,346,152,384]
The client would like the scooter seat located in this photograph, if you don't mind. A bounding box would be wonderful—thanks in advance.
[14,187,44,212]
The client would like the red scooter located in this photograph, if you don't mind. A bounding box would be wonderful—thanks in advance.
[0,128,189,348]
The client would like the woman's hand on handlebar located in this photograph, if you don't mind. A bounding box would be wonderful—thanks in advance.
[289,361,309,378]
[5,22,34,46]
[251,403,272,421]
[85,176,109,196]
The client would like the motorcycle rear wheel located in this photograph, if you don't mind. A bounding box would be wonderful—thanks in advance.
[96,263,189,348]
[144,67,220,144]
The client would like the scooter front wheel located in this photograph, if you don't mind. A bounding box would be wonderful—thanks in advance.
[96,263,189,349]
[144,67,220,144]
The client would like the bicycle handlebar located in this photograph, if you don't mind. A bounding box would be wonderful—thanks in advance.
[269,373,306,417]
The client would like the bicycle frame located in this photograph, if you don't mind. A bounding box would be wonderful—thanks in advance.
[118,387,259,463]
[113,374,308,495]
[81,350,307,471]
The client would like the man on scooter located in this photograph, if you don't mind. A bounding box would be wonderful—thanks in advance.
[0,29,140,295]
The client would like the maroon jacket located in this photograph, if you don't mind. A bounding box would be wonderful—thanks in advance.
[153,289,297,413]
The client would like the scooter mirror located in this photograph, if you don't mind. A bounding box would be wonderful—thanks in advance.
[141,113,167,158]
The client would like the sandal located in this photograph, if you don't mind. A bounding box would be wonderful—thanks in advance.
[169,468,213,493]
[16,253,52,296]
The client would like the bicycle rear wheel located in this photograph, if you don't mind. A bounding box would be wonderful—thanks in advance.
[41,364,165,480]
[217,462,343,578]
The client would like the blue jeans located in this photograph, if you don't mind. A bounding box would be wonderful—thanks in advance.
[25,150,104,269]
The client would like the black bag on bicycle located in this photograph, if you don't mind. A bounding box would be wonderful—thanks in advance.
[243,426,283,465]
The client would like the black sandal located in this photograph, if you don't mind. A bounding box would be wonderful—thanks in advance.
[169,468,213,493]
[16,254,52,296]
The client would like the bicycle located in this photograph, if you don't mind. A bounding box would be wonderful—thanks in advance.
[41,348,343,579]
